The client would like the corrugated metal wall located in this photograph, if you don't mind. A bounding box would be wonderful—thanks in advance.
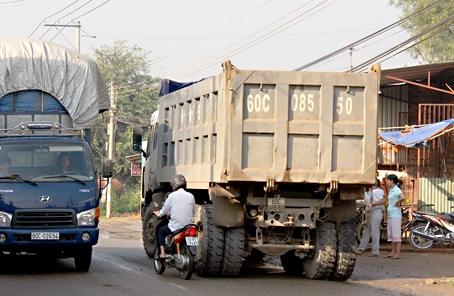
[377,85,408,164]
[419,178,454,213]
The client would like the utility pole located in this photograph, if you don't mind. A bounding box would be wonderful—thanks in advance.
[106,82,116,218]
[44,20,81,52]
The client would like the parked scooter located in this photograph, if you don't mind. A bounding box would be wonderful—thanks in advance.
[403,204,454,250]
[153,213,198,280]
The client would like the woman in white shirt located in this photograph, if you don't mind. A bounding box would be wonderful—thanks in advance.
[356,179,387,257]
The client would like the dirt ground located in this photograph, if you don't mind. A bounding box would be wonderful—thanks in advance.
[99,215,454,296]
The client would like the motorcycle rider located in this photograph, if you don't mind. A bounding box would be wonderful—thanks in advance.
[154,174,196,259]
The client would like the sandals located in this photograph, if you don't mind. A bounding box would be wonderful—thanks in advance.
[383,254,393,258]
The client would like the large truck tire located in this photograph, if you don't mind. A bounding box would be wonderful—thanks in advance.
[196,205,224,277]
[280,251,303,275]
[331,219,357,281]
[142,206,157,258]
[303,221,337,279]
[220,227,244,277]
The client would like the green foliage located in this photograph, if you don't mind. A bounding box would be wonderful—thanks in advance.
[100,190,141,216]
[389,0,454,62]
[90,40,160,192]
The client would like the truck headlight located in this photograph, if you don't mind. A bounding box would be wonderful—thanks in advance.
[0,212,12,226]
[77,208,97,226]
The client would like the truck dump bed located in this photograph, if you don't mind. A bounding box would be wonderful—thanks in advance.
[156,62,380,188]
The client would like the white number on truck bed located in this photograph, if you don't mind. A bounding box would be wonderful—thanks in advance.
[291,93,314,112]
[247,94,270,113]
[336,96,353,115]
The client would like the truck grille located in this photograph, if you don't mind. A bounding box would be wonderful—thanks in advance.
[12,210,76,228]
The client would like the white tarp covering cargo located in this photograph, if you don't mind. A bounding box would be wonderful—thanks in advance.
[0,38,109,128]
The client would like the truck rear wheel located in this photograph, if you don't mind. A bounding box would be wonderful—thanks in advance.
[74,247,92,272]
[303,221,337,279]
[196,205,224,277]
[142,206,157,258]
[280,251,303,275]
[220,227,244,277]
[331,219,357,281]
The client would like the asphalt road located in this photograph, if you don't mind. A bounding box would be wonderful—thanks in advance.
[0,216,452,296]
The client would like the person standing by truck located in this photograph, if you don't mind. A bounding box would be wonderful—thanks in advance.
[154,174,196,259]
[383,174,406,259]
[356,179,386,257]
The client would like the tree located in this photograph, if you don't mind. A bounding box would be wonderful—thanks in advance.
[91,40,160,191]
[389,0,454,63]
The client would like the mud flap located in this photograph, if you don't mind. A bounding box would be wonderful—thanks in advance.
[211,194,244,228]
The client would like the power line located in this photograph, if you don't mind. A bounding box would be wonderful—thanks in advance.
[177,0,337,80]
[81,28,380,41]
[293,0,446,71]
[45,0,110,49]
[41,0,92,40]
[72,0,110,19]
[152,0,272,66]
[351,14,454,73]
[0,0,57,8]
[166,0,317,78]
[29,0,79,38]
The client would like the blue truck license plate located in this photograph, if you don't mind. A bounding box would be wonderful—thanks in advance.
[31,232,59,240]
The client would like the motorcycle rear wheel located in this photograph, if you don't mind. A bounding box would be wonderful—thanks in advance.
[409,225,435,250]
[153,248,166,274]
[179,244,194,280]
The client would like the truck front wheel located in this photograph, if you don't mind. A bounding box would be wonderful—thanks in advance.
[142,206,157,258]
[303,221,337,279]
[196,205,224,277]
[74,247,92,272]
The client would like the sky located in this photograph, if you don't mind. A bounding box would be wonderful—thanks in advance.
[0,0,419,81]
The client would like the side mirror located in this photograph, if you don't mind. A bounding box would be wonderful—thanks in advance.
[102,159,114,178]
[133,126,143,152]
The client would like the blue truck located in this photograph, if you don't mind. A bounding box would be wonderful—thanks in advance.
[0,39,112,271]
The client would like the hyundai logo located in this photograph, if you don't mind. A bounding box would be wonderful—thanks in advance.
[38,195,52,203]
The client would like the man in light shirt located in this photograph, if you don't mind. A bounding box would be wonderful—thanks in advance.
[154,174,196,259]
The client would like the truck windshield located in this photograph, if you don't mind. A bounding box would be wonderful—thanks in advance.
[0,142,95,182]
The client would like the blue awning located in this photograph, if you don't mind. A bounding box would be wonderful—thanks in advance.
[379,119,454,149]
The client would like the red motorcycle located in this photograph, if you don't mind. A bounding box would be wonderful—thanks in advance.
[153,216,198,280]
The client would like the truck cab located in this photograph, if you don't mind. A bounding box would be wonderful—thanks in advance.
[0,39,112,271]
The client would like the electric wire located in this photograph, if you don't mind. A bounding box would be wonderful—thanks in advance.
[176,0,337,80]
[293,0,446,71]
[28,0,79,38]
[71,0,110,19]
[153,0,272,66]
[351,12,454,72]
[166,0,318,78]
[48,0,111,43]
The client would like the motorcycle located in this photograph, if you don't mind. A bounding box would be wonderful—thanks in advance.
[403,206,454,250]
[153,215,199,280]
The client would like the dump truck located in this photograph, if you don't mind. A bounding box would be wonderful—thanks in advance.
[133,61,380,280]
[0,39,112,271]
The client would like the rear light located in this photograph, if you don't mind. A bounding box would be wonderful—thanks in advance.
[186,226,197,237]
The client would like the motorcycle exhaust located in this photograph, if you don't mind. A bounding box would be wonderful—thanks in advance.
[412,229,445,242]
